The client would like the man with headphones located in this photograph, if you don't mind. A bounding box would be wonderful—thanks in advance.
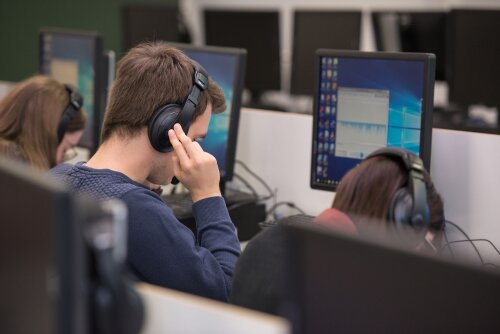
[50,42,241,302]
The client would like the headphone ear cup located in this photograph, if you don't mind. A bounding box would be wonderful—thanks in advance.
[148,104,181,153]
[389,188,413,228]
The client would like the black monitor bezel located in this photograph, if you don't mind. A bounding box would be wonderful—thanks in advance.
[38,27,105,153]
[203,9,281,94]
[290,10,362,96]
[310,49,435,192]
[0,159,88,334]
[285,221,500,333]
[169,42,247,182]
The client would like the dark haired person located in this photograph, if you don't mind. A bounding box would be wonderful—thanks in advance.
[315,148,445,248]
[50,42,240,301]
[231,148,445,314]
[0,75,86,170]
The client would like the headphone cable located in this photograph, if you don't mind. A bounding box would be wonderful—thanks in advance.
[441,238,500,258]
[236,160,274,199]
[441,220,485,265]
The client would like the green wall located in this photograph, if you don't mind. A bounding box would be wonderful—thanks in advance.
[0,0,177,82]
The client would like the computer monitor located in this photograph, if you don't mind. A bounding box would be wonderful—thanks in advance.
[447,9,500,110]
[0,159,88,334]
[291,10,361,96]
[172,43,247,181]
[285,222,500,333]
[122,5,191,52]
[39,28,105,153]
[204,9,280,103]
[102,50,116,110]
[310,50,435,191]
[372,11,447,81]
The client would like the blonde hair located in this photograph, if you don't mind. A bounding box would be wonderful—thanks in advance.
[0,75,86,170]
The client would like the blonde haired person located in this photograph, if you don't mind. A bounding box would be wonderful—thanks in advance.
[0,75,86,170]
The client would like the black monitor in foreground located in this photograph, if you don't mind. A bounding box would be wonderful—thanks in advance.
[0,159,88,334]
[172,43,247,181]
[447,9,500,110]
[291,10,361,95]
[204,9,280,103]
[39,28,105,153]
[122,5,190,52]
[311,50,435,191]
[285,222,500,333]
[372,11,447,81]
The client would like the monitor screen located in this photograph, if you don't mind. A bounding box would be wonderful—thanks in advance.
[372,12,447,81]
[174,44,246,181]
[311,50,435,191]
[122,5,187,52]
[204,10,280,97]
[39,28,104,152]
[0,159,88,334]
[291,11,361,96]
[447,9,500,109]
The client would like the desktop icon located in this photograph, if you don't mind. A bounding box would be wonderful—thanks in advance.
[329,143,335,154]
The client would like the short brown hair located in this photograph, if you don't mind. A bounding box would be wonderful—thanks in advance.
[333,155,445,228]
[0,75,86,170]
[101,42,226,142]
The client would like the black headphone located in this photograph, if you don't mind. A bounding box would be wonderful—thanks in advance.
[365,147,430,236]
[57,84,83,144]
[148,62,209,153]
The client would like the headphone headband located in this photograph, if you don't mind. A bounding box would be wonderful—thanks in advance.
[57,84,83,144]
[176,63,209,135]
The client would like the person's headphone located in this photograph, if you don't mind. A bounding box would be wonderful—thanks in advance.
[365,147,431,236]
[57,84,84,144]
[148,62,209,153]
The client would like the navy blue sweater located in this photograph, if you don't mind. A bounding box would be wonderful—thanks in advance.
[50,162,241,301]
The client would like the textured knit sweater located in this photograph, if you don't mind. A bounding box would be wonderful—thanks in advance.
[50,162,241,301]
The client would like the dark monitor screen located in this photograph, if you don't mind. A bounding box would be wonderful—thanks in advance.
[311,50,435,191]
[204,10,280,96]
[447,9,500,108]
[39,28,104,152]
[372,12,447,81]
[291,11,361,95]
[122,5,188,52]
[174,44,247,181]
[0,159,87,334]
[286,222,500,333]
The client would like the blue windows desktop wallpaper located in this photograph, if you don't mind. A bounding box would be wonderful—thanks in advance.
[314,55,425,186]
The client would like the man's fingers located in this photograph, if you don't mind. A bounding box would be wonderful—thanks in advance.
[173,123,200,159]
[168,129,190,166]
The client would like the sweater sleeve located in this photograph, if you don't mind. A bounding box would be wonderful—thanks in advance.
[121,189,240,302]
